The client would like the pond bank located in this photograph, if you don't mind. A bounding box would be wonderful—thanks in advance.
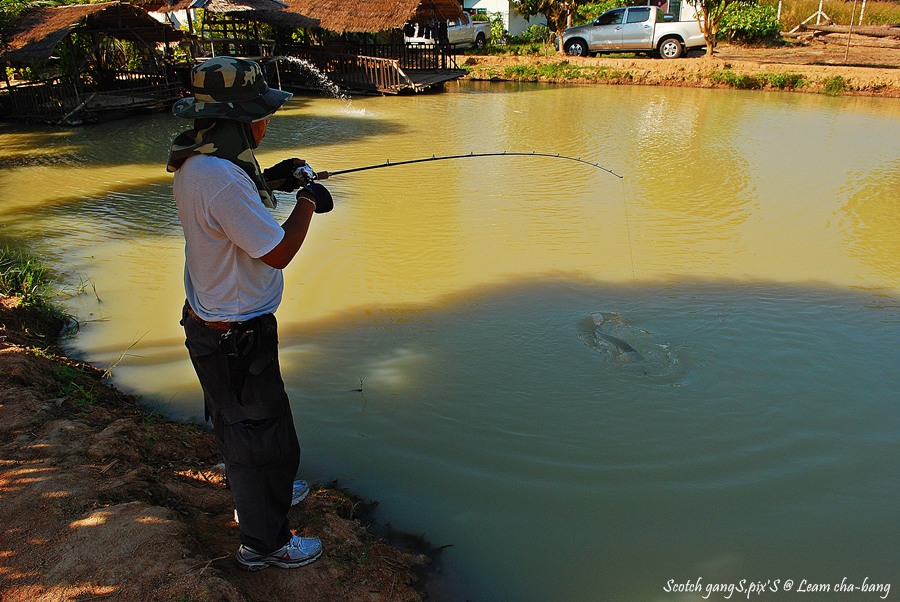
[0,290,429,600]
[460,40,900,97]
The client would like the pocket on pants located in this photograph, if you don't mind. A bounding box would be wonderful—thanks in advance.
[220,402,297,468]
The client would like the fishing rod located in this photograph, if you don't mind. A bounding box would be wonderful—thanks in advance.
[295,151,624,181]
[294,151,635,283]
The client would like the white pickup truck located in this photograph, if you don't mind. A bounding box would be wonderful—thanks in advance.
[404,13,491,49]
[561,5,705,59]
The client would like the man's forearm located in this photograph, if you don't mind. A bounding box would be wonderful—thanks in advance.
[259,192,316,269]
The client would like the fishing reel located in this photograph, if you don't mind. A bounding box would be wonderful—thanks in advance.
[293,163,315,185]
[293,163,331,185]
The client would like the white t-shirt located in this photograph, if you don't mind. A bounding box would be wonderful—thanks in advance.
[173,154,285,322]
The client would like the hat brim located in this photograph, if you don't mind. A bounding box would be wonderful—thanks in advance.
[173,86,293,121]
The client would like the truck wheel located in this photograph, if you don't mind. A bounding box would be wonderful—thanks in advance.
[658,38,684,59]
[564,39,589,57]
[474,33,486,50]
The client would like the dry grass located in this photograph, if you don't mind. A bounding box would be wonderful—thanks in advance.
[762,0,900,28]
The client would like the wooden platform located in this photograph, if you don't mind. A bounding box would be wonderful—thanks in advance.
[405,68,466,90]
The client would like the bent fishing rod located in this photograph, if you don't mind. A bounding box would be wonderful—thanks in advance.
[294,151,624,182]
[293,150,636,282]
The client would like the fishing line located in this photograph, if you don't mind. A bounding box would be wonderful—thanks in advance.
[620,178,637,286]
[312,151,624,180]
[305,151,636,280]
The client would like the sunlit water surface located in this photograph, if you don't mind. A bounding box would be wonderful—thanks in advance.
[2,82,898,601]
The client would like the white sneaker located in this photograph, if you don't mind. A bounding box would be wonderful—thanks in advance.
[234,479,310,523]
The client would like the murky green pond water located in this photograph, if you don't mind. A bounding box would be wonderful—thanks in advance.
[2,82,898,601]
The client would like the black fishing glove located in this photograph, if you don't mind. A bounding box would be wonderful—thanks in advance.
[263,158,303,192]
[298,182,333,214]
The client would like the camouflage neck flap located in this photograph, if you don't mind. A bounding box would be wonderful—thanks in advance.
[167,119,277,209]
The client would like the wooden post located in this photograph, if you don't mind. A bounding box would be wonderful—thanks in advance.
[776,0,782,23]
[816,0,824,25]
[858,0,867,25]
[845,0,858,63]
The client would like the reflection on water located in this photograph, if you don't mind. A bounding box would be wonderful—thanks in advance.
[1,83,898,601]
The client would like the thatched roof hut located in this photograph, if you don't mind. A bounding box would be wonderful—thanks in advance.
[0,2,191,124]
[0,1,186,66]
[283,0,465,34]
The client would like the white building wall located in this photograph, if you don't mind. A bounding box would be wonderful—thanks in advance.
[462,0,546,37]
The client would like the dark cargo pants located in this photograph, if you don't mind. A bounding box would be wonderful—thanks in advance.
[182,304,300,554]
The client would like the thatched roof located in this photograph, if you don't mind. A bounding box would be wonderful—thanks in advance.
[139,0,289,14]
[283,0,465,34]
[0,2,187,65]
[237,9,319,29]
[143,0,319,29]
[136,0,461,34]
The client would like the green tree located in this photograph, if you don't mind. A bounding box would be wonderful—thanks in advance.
[689,0,738,55]
[513,0,584,54]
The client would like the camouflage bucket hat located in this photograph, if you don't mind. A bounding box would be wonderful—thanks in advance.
[173,57,292,121]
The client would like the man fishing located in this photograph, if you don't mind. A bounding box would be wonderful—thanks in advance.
[167,56,333,570]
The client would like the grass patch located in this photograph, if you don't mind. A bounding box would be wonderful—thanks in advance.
[710,69,808,92]
[763,72,806,90]
[50,363,99,405]
[710,69,763,89]
[0,241,86,348]
[761,0,900,28]
[823,75,847,96]
[502,62,631,82]
[0,243,53,306]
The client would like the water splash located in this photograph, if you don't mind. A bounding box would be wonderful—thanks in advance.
[269,55,350,102]
[579,311,683,381]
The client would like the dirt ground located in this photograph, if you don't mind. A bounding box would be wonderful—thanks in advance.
[462,33,900,97]
[0,295,428,602]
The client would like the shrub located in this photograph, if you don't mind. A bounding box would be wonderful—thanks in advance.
[721,1,781,44]
[764,72,805,89]
[507,23,552,45]
[710,69,762,89]
[823,75,847,96]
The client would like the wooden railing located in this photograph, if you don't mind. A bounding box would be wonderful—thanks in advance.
[5,76,80,122]
[275,45,410,93]
[274,43,460,93]
[5,72,182,123]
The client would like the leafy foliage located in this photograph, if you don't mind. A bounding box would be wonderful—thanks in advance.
[513,0,586,51]
[689,0,739,54]
[575,0,629,24]
[510,23,552,44]
[720,1,780,43]
[483,11,507,43]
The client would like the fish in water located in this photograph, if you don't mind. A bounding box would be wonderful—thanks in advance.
[583,312,643,362]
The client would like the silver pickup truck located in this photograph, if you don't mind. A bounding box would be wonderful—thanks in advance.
[404,14,491,49]
[561,6,705,59]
